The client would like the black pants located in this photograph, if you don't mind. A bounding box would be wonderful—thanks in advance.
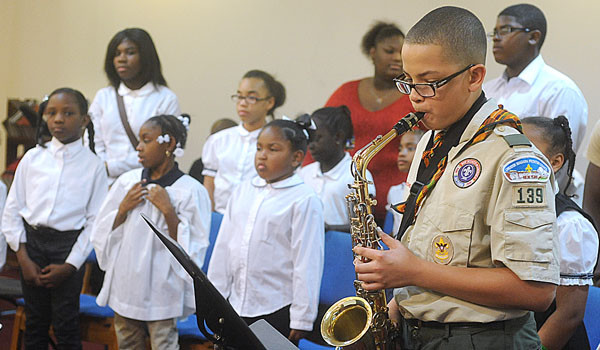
[21,221,84,350]
[398,312,541,350]
[242,305,291,338]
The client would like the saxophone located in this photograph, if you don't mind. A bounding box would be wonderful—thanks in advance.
[320,112,424,350]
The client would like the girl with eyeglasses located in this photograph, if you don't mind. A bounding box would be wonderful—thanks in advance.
[202,70,286,213]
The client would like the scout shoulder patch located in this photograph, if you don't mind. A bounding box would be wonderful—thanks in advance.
[503,156,550,183]
[453,158,481,188]
[432,235,453,264]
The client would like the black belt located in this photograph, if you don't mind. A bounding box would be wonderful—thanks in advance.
[404,318,506,331]
[23,220,82,237]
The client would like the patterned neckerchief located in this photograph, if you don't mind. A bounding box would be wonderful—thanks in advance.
[394,105,522,219]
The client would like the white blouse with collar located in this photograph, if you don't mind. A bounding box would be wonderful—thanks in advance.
[88,82,180,183]
[2,138,108,269]
[207,174,324,331]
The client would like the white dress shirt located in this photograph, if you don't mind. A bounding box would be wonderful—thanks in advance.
[88,82,180,183]
[2,138,108,269]
[0,182,8,270]
[201,125,261,213]
[298,153,375,226]
[386,182,408,235]
[92,168,210,321]
[556,210,598,286]
[207,174,324,331]
[484,55,588,151]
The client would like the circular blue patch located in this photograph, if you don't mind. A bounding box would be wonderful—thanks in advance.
[459,164,476,182]
[453,158,481,188]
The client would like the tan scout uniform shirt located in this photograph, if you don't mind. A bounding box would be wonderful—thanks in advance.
[394,98,560,323]
[586,120,600,167]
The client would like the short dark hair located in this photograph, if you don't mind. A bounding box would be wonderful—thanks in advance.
[145,114,190,149]
[310,106,353,147]
[261,119,309,155]
[521,116,574,195]
[361,21,405,56]
[104,28,167,89]
[405,6,486,66]
[499,4,547,49]
[242,70,286,117]
[39,87,96,153]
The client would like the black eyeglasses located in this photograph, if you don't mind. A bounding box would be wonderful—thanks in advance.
[230,94,272,104]
[393,64,475,98]
[487,26,531,38]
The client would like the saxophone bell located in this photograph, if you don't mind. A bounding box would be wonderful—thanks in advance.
[320,296,374,349]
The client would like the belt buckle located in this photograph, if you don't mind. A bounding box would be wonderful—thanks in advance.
[409,320,421,339]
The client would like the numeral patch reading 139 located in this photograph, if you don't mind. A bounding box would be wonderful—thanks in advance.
[512,185,546,207]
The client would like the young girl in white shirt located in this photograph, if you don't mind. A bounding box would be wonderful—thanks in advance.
[298,106,375,232]
[92,114,210,349]
[2,88,108,349]
[522,116,598,350]
[386,128,424,235]
[207,119,324,345]
[202,70,286,213]
[89,28,180,184]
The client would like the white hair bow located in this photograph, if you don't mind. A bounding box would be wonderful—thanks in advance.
[173,142,184,157]
[177,115,190,130]
[281,115,317,139]
[156,134,170,144]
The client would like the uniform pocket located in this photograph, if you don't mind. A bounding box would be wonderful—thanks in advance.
[504,210,554,262]
[423,207,475,266]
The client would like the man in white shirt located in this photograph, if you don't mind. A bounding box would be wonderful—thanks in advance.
[484,3,588,152]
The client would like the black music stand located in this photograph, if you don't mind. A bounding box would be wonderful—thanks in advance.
[141,213,298,350]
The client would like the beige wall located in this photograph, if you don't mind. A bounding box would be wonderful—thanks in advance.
[2,0,598,174]
[1,1,17,171]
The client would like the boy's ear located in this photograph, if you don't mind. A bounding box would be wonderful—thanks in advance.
[291,150,305,168]
[528,30,541,47]
[334,131,345,146]
[369,47,376,61]
[467,64,486,93]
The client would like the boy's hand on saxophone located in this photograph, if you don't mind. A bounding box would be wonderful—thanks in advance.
[354,230,422,290]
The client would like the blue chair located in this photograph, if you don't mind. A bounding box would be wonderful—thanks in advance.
[298,338,334,349]
[383,211,394,234]
[179,212,222,345]
[79,294,114,318]
[319,231,356,306]
[177,314,207,340]
[79,251,118,350]
[202,212,224,273]
[584,285,600,349]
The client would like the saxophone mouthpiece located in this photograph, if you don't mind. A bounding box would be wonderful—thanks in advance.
[393,112,425,135]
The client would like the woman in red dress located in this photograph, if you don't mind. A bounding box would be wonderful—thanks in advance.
[310,21,414,223]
